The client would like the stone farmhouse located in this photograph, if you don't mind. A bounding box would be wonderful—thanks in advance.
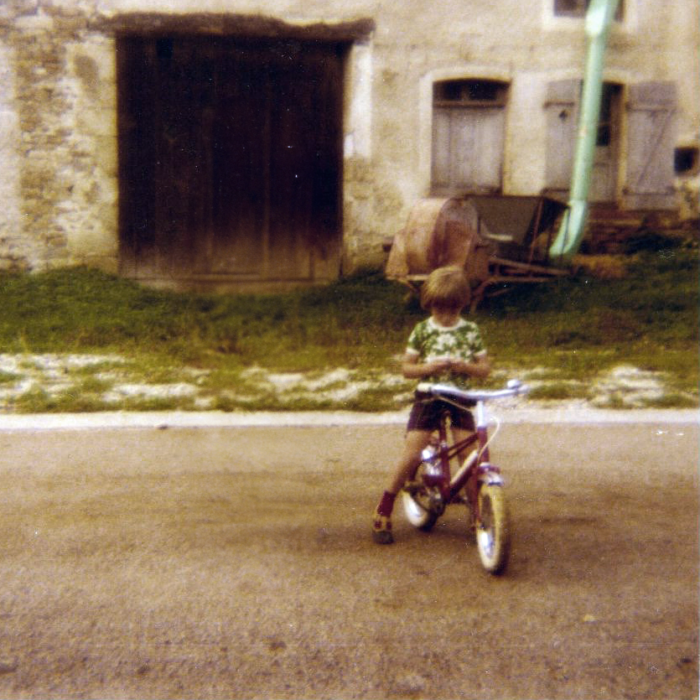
[0,0,698,291]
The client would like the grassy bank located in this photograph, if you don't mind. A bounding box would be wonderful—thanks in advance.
[0,236,697,411]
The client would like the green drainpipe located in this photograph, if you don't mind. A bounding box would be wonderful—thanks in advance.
[549,0,620,263]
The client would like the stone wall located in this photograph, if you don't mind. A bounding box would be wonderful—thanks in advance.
[0,1,118,272]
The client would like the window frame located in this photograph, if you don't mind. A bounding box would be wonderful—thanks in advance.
[430,79,509,197]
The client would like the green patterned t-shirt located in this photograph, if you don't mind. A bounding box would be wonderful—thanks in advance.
[406,317,487,390]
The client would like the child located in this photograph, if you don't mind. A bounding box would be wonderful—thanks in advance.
[372,265,491,544]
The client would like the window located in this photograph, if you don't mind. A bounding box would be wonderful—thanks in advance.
[674,147,699,177]
[433,79,507,107]
[554,0,623,21]
[431,79,508,196]
[623,82,678,210]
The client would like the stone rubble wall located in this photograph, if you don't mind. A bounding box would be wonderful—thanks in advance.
[0,0,118,273]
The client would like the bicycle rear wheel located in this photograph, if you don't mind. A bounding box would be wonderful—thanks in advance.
[476,484,510,574]
[401,464,439,531]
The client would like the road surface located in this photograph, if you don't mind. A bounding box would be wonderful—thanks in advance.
[0,416,696,699]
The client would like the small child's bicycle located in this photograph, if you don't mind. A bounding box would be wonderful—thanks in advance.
[402,379,529,575]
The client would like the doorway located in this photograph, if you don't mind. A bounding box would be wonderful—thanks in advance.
[117,35,346,289]
[589,82,622,202]
[544,79,622,204]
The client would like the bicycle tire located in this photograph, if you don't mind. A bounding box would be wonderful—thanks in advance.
[476,484,510,574]
[401,464,439,531]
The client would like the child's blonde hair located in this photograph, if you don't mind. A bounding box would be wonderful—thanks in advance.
[420,265,471,311]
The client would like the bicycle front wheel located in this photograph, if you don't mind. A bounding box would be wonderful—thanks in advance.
[476,484,510,574]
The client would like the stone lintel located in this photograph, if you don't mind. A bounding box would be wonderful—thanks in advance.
[92,13,375,43]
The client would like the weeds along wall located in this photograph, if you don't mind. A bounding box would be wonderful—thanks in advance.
[0,0,698,284]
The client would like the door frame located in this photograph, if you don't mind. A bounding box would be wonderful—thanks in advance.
[589,81,623,203]
[109,14,375,292]
[418,68,512,199]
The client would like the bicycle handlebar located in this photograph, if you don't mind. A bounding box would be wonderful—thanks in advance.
[416,379,530,403]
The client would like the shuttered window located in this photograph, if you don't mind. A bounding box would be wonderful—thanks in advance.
[431,79,508,196]
[545,79,678,210]
[544,80,623,203]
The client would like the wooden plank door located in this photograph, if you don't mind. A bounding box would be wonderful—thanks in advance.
[117,36,345,286]
[544,79,580,198]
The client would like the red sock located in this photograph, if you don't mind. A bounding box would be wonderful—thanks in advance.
[377,491,396,517]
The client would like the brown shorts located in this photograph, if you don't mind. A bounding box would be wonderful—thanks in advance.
[406,395,475,432]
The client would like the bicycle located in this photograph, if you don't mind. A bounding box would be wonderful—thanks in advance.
[401,379,529,575]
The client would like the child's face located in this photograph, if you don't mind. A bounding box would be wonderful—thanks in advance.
[430,303,463,324]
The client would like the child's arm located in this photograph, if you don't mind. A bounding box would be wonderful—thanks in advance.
[449,353,491,379]
[401,352,451,379]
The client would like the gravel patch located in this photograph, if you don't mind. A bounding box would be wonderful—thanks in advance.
[591,365,667,407]
[0,353,695,416]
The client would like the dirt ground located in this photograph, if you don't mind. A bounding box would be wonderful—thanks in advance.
[0,418,696,699]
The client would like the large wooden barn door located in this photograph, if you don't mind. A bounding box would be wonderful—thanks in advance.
[117,36,345,288]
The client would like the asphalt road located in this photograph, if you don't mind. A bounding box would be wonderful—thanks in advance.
[0,416,696,699]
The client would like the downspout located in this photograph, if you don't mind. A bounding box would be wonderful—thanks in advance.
[549,0,620,263]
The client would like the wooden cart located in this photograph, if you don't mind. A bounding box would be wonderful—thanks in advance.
[385,195,570,310]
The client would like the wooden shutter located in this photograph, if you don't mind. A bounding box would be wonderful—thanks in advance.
[431,108,506,195]
[544,79,580,196]
[623,82,678,210]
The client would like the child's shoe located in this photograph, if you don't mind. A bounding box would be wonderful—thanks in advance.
[372,510,394,544]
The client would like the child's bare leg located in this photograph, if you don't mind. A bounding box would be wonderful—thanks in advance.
[372,430,432,544]
[386,430,432,494]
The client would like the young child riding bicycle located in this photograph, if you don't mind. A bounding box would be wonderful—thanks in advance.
[372,265,491,544]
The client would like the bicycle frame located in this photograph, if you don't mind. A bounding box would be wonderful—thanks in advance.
[405,380,527,573]
[415,380,527,512]
[429,399,500,508]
